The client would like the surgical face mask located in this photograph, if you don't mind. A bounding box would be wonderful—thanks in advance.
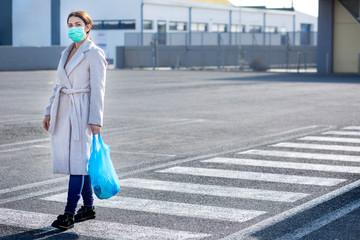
[68,27,86,42]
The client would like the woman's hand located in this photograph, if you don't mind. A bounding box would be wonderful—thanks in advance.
[43,115,50,131]
[89,124,101,135]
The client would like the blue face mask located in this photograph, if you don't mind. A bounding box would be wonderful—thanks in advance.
[68,27,86,42]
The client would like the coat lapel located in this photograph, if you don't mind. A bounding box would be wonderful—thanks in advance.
[64,39,93,77]
[57,44,73,88]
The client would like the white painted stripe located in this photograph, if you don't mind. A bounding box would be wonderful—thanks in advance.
[0,119,41,124]
[42,193,266,222]
[0,207,210,240]
[343,126,360,130]
[105,119,206,136]
[120,178,309,203]
[0,177,67,195]
[33,144,51,149]
[0,145,50,153]
[0,186,67,205]
[89,125,333,182]
[0,138,50,148]
[299,136,360,144]
[158,167,345,186]
[275,198,360,240]
[111,150,176,157]
[273,142,360,152]
[202,158,360,174]
[219,179,360,240]
[323,131,360,136]
[239,149,360,163]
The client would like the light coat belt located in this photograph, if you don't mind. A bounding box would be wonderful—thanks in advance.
[49,86,91,141]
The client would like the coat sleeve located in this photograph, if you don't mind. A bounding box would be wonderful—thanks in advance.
[44,80,60,116]
[88,47,107,126]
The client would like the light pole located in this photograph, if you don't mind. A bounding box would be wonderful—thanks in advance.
[237,0,243,70]
[140,0,144,46]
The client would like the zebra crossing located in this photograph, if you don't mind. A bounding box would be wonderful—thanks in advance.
[3,125,360,239]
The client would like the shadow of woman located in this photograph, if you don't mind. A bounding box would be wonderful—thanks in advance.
[0,226,80,240]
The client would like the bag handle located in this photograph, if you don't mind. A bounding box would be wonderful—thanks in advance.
[92,134,101,152]
[97,134,103,145]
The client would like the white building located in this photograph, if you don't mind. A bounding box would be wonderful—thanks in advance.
[4,0,317,65]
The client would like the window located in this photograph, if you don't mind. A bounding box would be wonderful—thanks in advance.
[198,23,207,32]
[212,23,228,32]
[92,20,136,30]
[191,23,197,31]
[143,20,153,30]
[104,20,119,29]
[92,21,103,29]
[191,22,208,32]
[280,27,288,45]
[249,25,262,33]
[169,21,187,31]
[121,20,136,29]
[300,24,312,45]
[265,26,278,33]
[231,25,245,32]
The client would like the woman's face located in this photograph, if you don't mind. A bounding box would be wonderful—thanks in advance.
[68,16,89,34]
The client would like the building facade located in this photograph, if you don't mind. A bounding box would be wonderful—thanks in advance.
[0,0,317,67]
[318,0,360,73]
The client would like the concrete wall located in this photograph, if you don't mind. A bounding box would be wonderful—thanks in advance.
[12,0,51,46]
[0,0,13,46]
[317,0,333,73]
[333,0,360,73]
[0,46,64,71]
[51,0,61,45]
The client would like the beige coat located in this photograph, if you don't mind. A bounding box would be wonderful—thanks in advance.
[44,38,107,175]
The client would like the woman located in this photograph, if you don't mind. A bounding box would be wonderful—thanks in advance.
[42,10,107,231]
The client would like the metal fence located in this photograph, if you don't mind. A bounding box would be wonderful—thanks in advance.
[125,32,317,47]
[119,32,317,71]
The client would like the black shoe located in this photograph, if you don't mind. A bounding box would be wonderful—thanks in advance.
[51,213,74,231]
[74,206,96,222]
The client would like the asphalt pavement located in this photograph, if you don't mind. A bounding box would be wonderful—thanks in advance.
[1,69,360,239]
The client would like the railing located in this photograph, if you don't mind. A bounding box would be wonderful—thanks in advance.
[125,32,317,47]
[119,32,317,71]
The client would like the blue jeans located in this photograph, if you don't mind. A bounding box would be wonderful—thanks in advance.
[64,175,94,216]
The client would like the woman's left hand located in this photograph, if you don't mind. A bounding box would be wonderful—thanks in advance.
[89,124,101,135]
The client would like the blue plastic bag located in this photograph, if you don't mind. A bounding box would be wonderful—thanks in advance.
[88,134,120,199]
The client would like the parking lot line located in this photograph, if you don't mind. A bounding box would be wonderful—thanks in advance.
[42,193,266,223]
[342,126,360,131]
[203,158,360,174]
[323,131,360,136]
[0,207,211,240]
[298,136,360,143]
[120,178,309,202]
[239,149,360,163]
[0,145,51,153]
[0,138,50,148]
[157,166,346,186]
[0,186,67,205]
[111,150,176,157]
[273,142,360,152]
[0,177,67,195]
